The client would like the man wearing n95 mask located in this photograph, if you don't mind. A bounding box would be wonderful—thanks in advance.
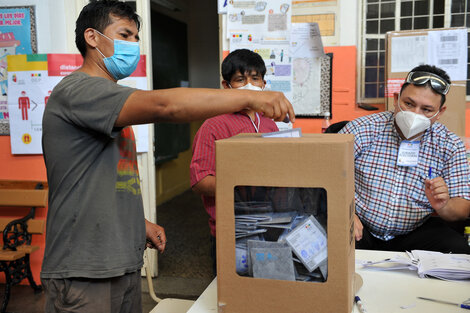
[190,49,280,274]
[339,64,470,254]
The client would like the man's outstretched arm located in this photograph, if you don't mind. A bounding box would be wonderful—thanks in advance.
[115,88,295,127]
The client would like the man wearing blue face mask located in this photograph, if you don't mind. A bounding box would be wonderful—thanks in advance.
[339,64,470,254]
[41,1,295,312]
[190,49,279,274]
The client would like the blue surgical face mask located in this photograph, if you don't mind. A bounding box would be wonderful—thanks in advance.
[95,30,140,80]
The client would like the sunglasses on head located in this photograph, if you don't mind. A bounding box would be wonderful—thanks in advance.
[405,71,450,95]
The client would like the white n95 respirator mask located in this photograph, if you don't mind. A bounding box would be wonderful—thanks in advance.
[394,110,431,139]
[235,83,264,91]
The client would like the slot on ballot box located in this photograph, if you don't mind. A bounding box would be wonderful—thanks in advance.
[216,133,356,313]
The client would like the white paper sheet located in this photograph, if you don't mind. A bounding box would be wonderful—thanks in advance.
[261,128,302,137]
[391,36,428,73]
[291,23,325,58]
[428,28,467,81]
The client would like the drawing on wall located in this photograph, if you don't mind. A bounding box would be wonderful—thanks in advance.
[227,0,294,101]
[290,22,331,117]
[0,6,37,135]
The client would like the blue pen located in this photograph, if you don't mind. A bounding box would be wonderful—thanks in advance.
[418,297,470,310]
[428,167,433,180]
[355,296,368,313]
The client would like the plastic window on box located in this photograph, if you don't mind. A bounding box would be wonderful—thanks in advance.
[234,186,328,283]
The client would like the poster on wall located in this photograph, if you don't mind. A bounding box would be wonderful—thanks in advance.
[291,22,331,117]
[0,6,37,135]
[227,1,293,102]
[8,54,57,154]
[7,53,149,155]
[218,0,228,14]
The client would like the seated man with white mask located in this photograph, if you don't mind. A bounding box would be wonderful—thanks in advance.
[340,64,470,254]
[190,49,279,273]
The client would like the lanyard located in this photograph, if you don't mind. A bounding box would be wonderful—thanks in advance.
[249,113,260,133]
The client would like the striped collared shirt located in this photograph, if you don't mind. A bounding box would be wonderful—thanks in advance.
[340,111,470,240]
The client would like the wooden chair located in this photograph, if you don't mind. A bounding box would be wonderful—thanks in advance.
[0,180,47,313]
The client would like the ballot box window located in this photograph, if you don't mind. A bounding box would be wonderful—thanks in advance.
[234,186,328,283]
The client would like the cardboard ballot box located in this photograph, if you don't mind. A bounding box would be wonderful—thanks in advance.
[216,134,356,313]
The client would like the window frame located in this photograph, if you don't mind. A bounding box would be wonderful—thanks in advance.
[358,0,469,104]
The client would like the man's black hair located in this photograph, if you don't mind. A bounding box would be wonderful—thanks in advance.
[221,49,266,82]
[400,64,451,107]
[75,0,141,57]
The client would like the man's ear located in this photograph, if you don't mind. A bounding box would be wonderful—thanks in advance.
[393,92,399,110]
[436,105,447,120]
[83,28,99,48]
[221,80,230,89]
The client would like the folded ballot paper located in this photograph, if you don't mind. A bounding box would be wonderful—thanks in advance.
[284,215,328,272]
[360,250,470,280]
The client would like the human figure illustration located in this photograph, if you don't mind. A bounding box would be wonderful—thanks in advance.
[45,90,51,106]
[18,91,30,120]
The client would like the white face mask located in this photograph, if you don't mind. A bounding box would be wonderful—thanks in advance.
[395,111,431,139]
[394,97,439,139]
[232,83,264,91]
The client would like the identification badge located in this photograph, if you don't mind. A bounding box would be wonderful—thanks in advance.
[397,140,420,167]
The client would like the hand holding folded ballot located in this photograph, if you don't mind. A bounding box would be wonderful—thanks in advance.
[246,90,295,123]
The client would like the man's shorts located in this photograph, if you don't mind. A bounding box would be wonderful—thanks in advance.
[41,270,141,313]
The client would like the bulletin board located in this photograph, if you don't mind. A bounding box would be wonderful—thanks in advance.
[385,28,467,137]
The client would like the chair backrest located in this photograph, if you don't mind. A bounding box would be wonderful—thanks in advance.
[0,181,48,207]
[0,218,45,235]
[325,121,350,133]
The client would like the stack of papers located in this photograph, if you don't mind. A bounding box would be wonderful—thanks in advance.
[361,250,470,280]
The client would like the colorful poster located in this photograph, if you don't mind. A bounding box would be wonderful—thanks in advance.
[0,6,37,135]
[227,1,293,101]
[7,54,49,154]
[7,54,149,155]
[218,0,228,14]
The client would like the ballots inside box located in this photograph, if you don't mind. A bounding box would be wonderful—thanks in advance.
[234,186,328,283]
[251,246,296,281]
[247,240,290,276]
